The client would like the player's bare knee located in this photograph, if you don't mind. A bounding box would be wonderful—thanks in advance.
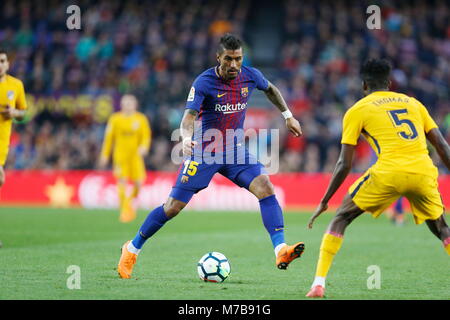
[334,196,363,224]
[258,185,275,199]
[426,215,450,240]
[250,175,275,199]
[334,209,354,225]
[163,198,186,218]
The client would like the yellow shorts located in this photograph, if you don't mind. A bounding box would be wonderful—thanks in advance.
[113,157,146,182]
[349,169,444,224]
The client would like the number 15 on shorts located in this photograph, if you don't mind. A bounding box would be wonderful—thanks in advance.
[183,160,199,176]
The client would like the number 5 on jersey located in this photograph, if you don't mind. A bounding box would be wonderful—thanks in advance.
[387,109,418,140]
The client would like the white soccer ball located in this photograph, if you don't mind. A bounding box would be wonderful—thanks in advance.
[197,252,231,283]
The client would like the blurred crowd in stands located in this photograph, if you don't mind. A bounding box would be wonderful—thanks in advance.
[2,0,449,173]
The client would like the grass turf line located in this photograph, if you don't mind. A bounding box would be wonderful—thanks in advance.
[0,207,448,300]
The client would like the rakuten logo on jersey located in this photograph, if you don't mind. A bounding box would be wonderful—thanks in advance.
[215,102,247,114]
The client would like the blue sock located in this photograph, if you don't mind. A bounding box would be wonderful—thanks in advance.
[259,195,285,248]
[395,197,404,214]
[132,205,170,249]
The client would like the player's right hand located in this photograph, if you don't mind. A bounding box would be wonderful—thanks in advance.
[182,137,197,157]
[308,202,328,229]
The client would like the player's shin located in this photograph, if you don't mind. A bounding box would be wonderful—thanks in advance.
[130,205,171,253]
[312,232,344,288]
[117,182,127,208]
[259,195,286,255]
[131,186,139,199]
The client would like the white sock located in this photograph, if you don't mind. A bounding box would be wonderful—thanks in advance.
[127,241,141,255]
[312,276,326,288]
[274,243,287,257]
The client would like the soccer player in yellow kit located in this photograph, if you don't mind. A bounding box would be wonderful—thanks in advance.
[306,59,450,298]
[99,94,151,223]
[0,49,27,186]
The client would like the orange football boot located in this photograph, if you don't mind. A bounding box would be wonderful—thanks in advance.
[306,285,325,298]
[117,241,138,279]
[276,242,305,269]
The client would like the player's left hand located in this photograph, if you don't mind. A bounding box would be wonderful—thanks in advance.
[308,202,328,229]
[286,117,302,137]
[138,146,149,157]
[0,105,14,120]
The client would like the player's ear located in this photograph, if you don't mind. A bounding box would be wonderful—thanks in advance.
[362,81,368,91]
[387,79,392,89]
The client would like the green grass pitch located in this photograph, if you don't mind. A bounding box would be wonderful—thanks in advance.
[0,207,448,300]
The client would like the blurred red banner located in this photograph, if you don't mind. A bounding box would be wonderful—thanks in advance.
[2,170,450,211]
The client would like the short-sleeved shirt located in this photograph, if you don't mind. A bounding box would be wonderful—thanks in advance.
[100,111,151,163]
[0,75,27,154]
[185,65,269,157]
[341,91,438,177]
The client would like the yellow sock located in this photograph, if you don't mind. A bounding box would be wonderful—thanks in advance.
[117,183,127,208]
[315,232,344,278]
[130,186,140,200]
[444,237,450,255]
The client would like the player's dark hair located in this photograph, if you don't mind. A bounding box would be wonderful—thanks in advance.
[217,34,242,54]
[360,59,391,90]
[0,48,7,56]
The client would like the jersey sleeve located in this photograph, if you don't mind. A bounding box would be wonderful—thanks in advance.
[250,67,269,91]
[15,80,27,110]
[185,76,206,112]
[341,107,363,145]
[100,116,115,159]
[415,99,438,133]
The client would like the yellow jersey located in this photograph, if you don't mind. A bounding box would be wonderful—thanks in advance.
[0,75,27,164]
[342,91,438,178]
[100,111,151,163]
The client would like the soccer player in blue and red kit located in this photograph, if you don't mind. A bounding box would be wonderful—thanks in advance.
[117,34,305,279]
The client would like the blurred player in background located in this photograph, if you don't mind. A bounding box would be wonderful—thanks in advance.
[99,94,151,223]
[117,34,305,279]
[0,49,27,187]
[0,49,27,248]
[387,197,406,226]
[306,59,450,298]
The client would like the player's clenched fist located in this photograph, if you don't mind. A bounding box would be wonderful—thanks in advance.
[182,137,197,157]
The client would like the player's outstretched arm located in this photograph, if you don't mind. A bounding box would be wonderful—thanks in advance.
[138,117,152,157]
[98,116,115,169]
[426,128,450,171]
[180,108,199,157]
[308,144,355,228]
[263,82,302,137]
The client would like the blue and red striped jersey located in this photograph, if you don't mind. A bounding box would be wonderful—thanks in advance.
[185,65,269,152]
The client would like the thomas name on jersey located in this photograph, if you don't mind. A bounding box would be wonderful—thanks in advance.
[371,96,409,106]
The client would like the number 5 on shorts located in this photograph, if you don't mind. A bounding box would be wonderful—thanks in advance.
[183,160,199,176]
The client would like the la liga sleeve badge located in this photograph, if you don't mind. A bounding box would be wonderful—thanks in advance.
[187,86,195,101]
